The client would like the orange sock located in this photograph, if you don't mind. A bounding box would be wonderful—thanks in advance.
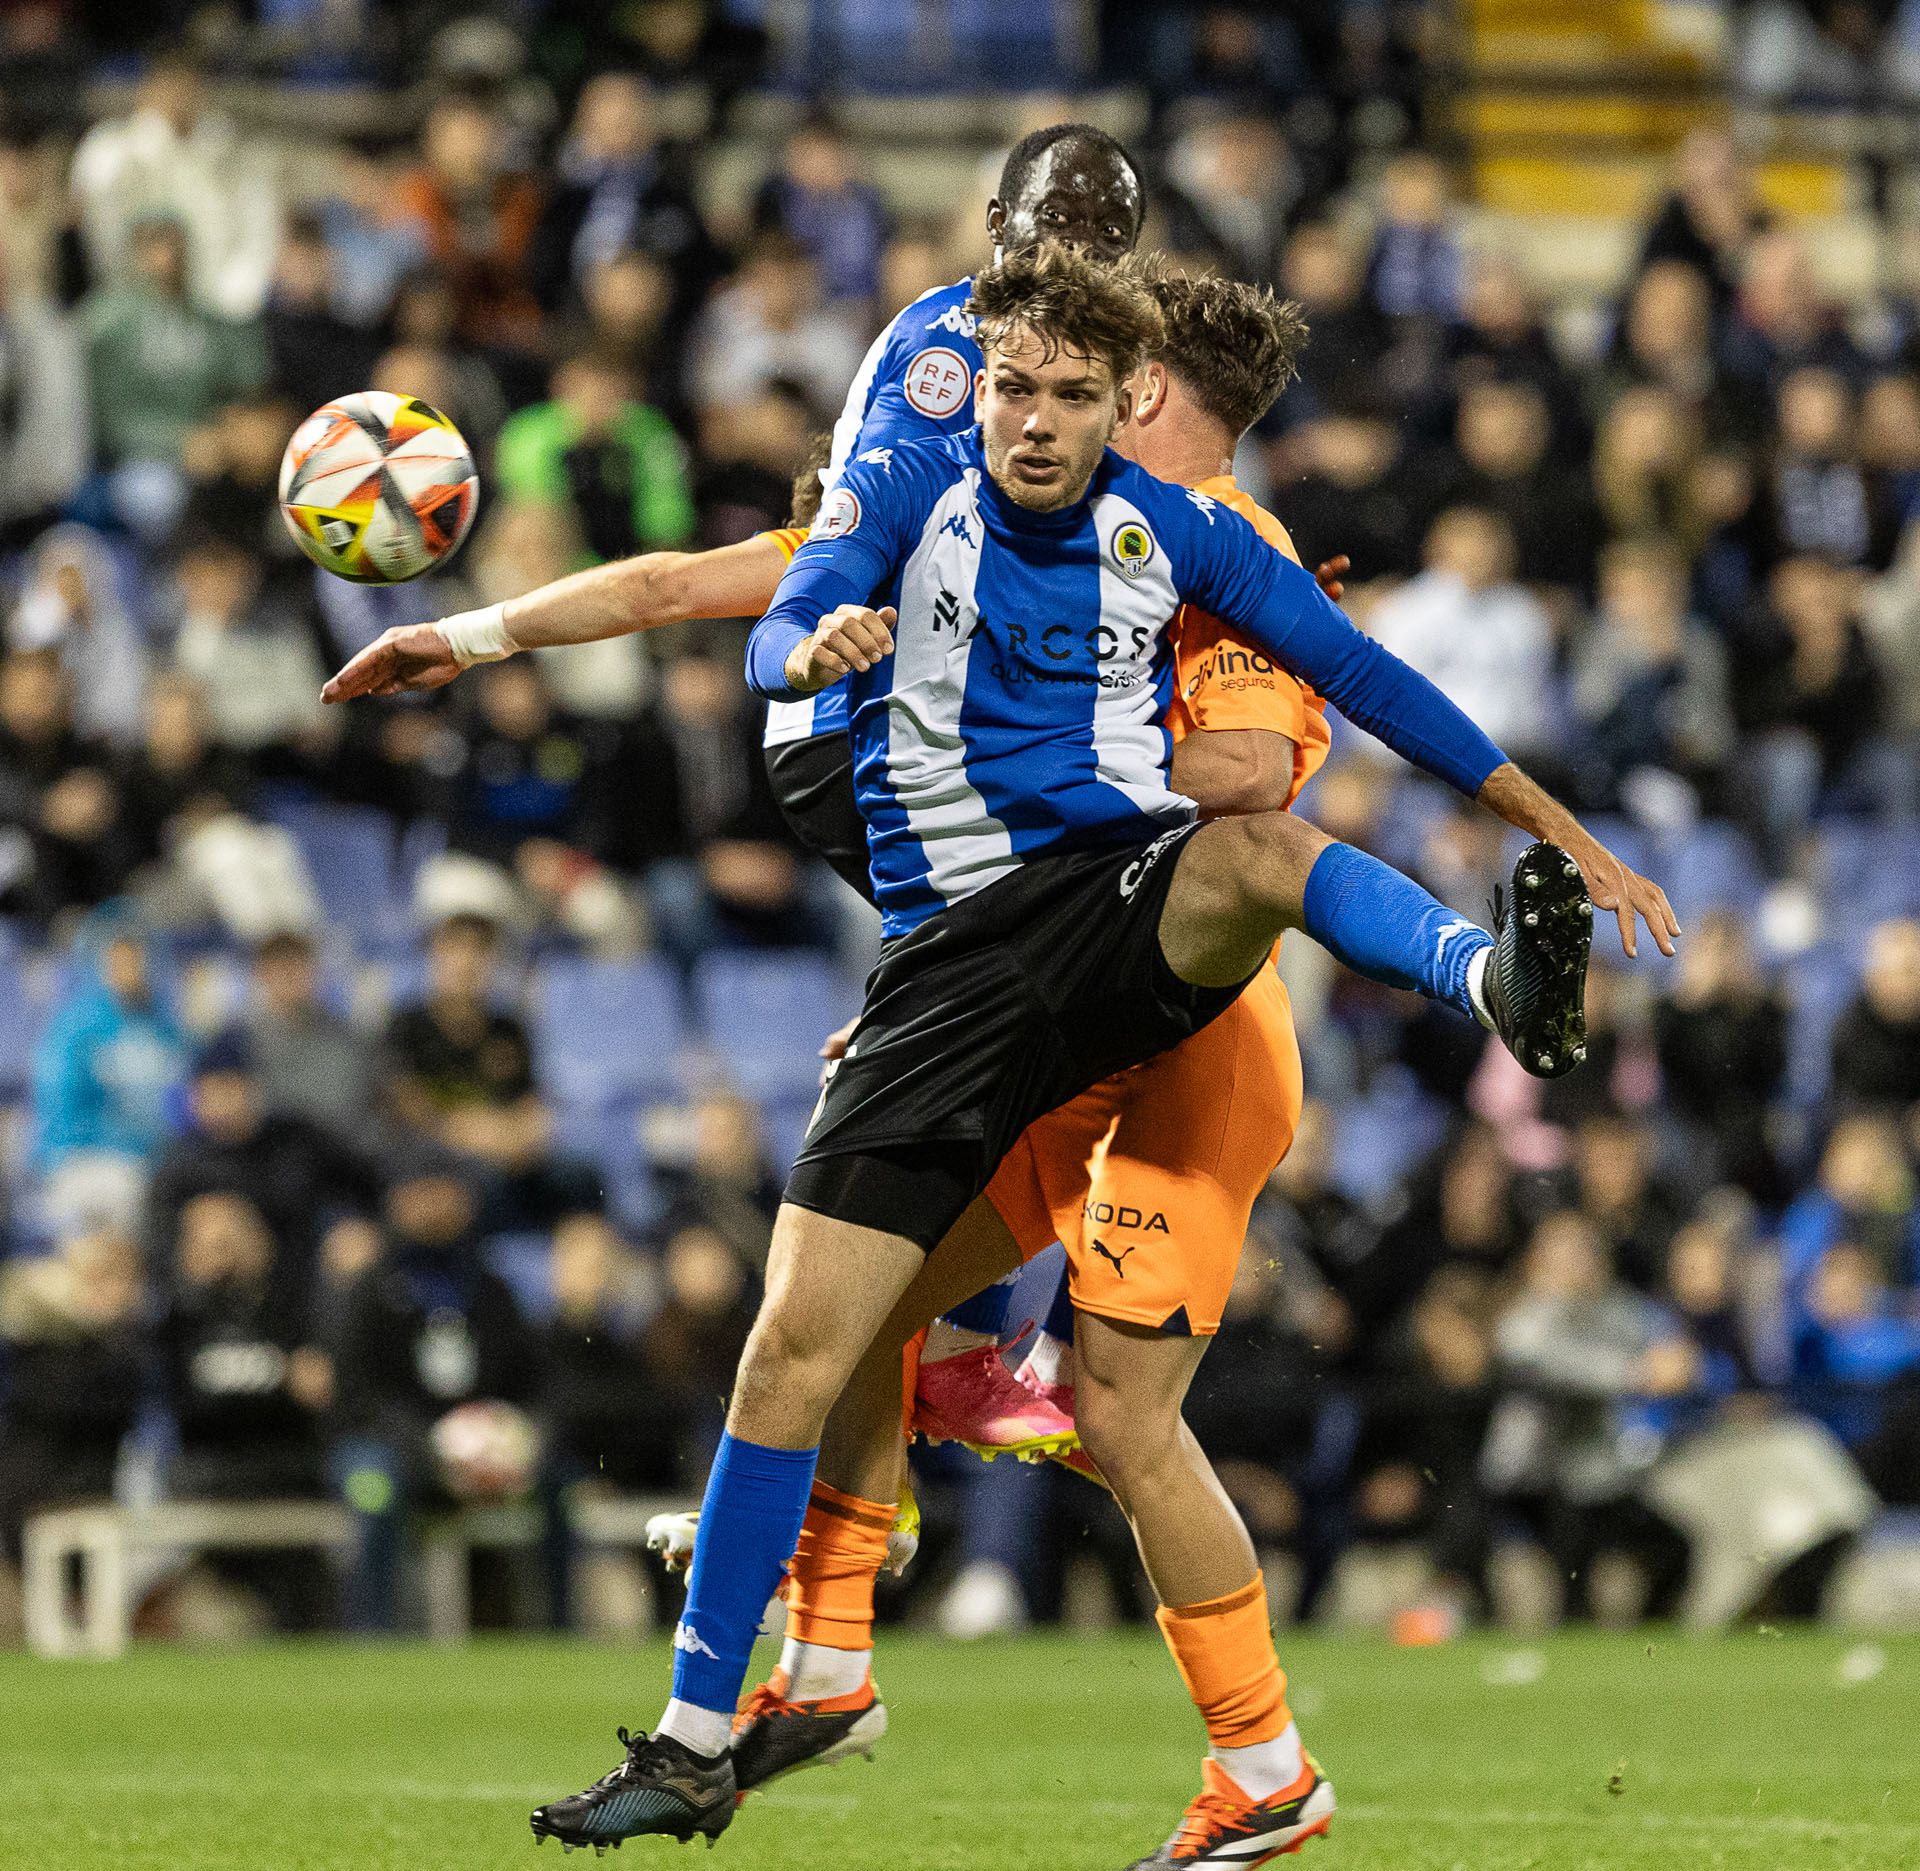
[901,1328,927,1438]
[785,1480,895,1651]
[1155,1572,1292,1749]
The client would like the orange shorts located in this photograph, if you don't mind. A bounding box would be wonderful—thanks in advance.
[983,967,1303,1336]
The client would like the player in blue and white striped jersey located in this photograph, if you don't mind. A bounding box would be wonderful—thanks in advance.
[530,248,1680,1851]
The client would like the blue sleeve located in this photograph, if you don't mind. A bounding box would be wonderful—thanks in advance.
[745,455,919,701]
[1178,499,1508,796]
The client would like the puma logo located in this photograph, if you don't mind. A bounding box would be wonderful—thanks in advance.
[1091,1237,1138,1278]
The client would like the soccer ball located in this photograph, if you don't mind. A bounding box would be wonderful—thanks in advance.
[278,391,479,583]
[430,1399,539,1504]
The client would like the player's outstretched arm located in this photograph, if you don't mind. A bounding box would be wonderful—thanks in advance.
[320,535,789,703]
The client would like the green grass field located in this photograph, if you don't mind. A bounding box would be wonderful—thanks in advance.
[3,1629,1915,1869]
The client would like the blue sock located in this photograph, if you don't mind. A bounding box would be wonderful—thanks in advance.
[1041,1266,1076,1345]
[670,1434,817,1716]
[1301,842,1490,1020]
[941,1271,1017,1338]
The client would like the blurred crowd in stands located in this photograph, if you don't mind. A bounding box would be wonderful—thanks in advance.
[1,1,1919,1641]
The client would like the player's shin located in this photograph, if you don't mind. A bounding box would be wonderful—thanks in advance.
[1300,841,1492,1021]
[779,1479,894,1698]
[1156,1574,1304,1800]
[659,1433,819,1756]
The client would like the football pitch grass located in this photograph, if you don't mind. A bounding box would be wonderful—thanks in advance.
[4,1629,1916,1870]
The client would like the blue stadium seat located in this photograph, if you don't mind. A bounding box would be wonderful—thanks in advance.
[1783,941,1858,1107]
[692,953,863,1100]
[533,956,688,1110]
[484,1231,556,1323]
[265,800,405,942]
[1652,822,1765,921]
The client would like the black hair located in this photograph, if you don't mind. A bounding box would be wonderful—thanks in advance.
[996,122,1144,228]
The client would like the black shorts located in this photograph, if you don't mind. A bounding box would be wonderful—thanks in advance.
[765,735,873,904]
[785,821,1251,1250]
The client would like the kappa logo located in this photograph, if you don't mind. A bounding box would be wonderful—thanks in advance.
[672,1622,720,1661]
[1112,522,1156,579]
[939,511,977,547]
[927,303,978,337]
[856,446,894,469]
[1184,488,1219,523]
[1433,918,1480,967]
[1090,1237,1138,1278]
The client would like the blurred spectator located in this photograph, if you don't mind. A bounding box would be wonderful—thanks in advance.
[69,50,283,321]
[1482,1211,1699,1619]
[313,146,430,330]
[384,911,600,1230]
[1364,151,1462,323]
[392,91,543,349]
[1365,508,1556,757]
[0,652,139,928]
[1255,1099,1383,1343]
[752,110,891,307]
[1276,221,1392,421]
[1599,259,1734,434]
[692,233,864,417]
[146,1030,379,1307]
[7,527,147,749]
[1569,1112,1690,1292]
[160,1190,330,1500]
[0,248,89,550]
[1770,367,1871,567]
[377,280,512,453]
[693,382,816,546]
[641,1221,759,1456]
[1653,913,1790,1201]
[495,348,693,565]
[1570,536,1734,808]
[0,128,72,305]
[1161,111,1299,287]
[1438,376,1600,592]
[1449,254,1584,445]
[1861,371,1920,568]
[1270,391,1430,583]
[1373,1119,1525,1297]
[529,72,722,326]
[328,1158,538,1630]
[1722,230,1861,391]
[1635,128,1768,309]
[169,531,329,754]
[572,250,679,416]
[0,1227,145,1561]
[243,930,377,1143]
[1780,1115,1920,1333]
[262,213,381,420]
[181,394,305,567]
[1591,385,1703,545]
[654,1089,783,1270]
[80,216,267,540]
[879,225,952,320]
[1829,918,1920,1113]
[1663,1207,1763,1393]
[1729,555,1889,863]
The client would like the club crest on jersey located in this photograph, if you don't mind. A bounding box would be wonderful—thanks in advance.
[811,486,862,542]
[1111,523,1155,578]
[903,346,973,418]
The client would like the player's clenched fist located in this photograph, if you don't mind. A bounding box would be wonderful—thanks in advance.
[785,604,897,692]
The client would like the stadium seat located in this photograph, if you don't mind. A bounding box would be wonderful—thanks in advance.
[264,800,405,942]
[692,953,863,1100]
[533,957,689,1110]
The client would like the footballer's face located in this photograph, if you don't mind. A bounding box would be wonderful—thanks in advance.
[989,144,1141,264]
[978,325,1132,512]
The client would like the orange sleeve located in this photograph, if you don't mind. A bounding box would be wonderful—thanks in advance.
[762,526,809,563]
[1165,508,1331,807]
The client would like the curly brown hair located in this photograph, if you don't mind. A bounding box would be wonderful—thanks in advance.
[1149,274,1309,439]
[786,429,835,529]
[967,243,1166,388]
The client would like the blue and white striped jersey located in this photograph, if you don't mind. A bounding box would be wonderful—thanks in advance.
[763,277,981,752]
[748,431,1507,937]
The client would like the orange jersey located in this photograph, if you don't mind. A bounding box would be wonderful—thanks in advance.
[1164,475,1331,811]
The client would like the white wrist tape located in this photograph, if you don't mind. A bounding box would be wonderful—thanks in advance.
[438,603,514,666]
